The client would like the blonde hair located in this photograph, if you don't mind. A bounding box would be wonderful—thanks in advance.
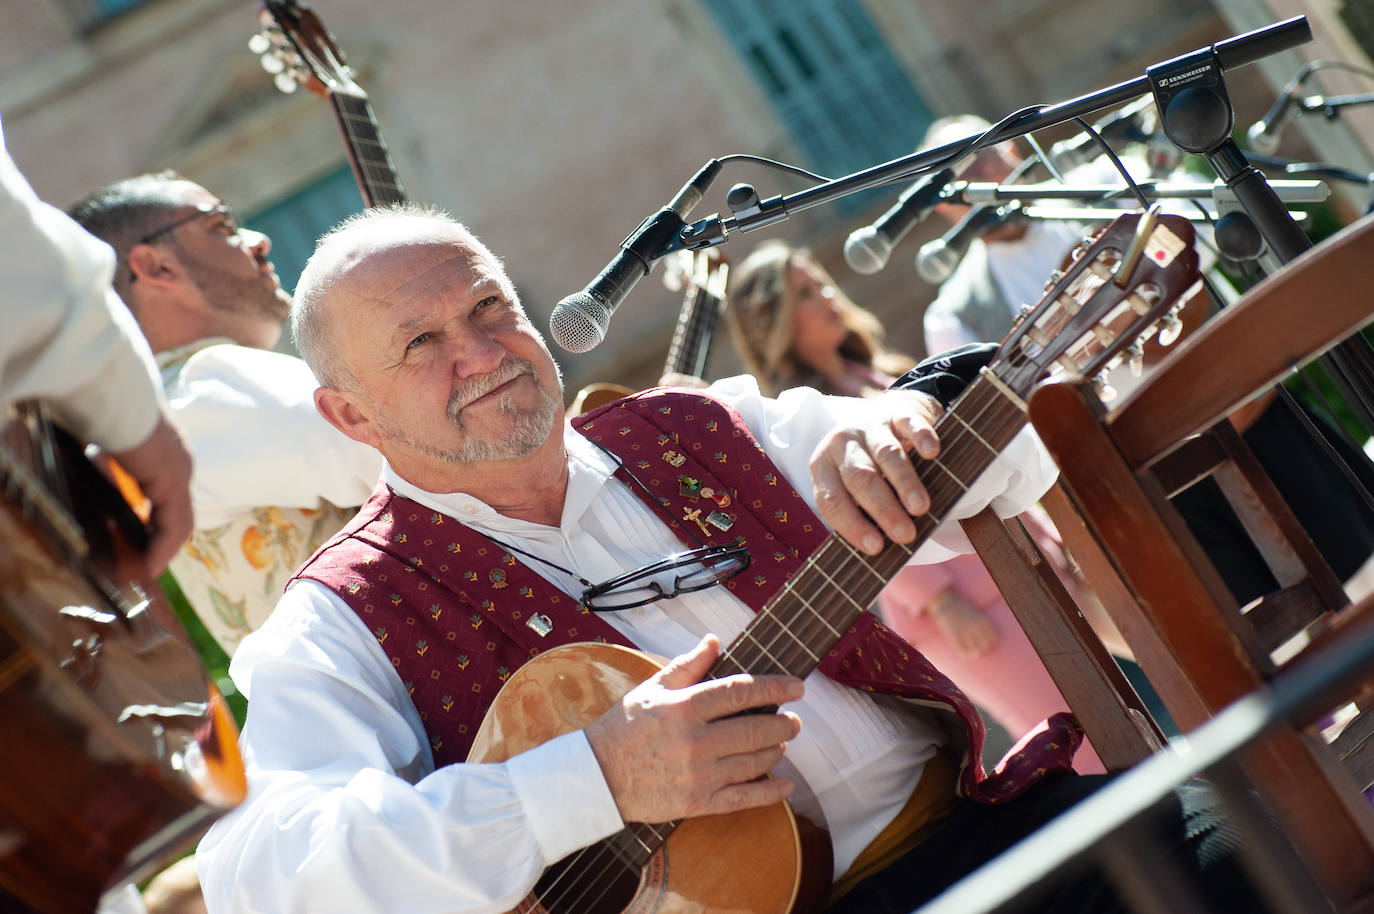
[725,240,912,397]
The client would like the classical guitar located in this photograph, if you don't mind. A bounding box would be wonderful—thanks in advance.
[254,0,406,207]
[568,248,730,416]
[467,209,1203,914]
[0,404,246,914]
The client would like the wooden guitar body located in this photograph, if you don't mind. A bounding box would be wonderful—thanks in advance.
[467,212,1202,914]
[468,642,826,914]
[568,382,635,418]
[0,409,245,913]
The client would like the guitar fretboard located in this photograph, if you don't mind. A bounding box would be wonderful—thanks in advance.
[663,260,726,381]
[331,93,406,207]
[571,373,1031,883]
[710,372,1027,683]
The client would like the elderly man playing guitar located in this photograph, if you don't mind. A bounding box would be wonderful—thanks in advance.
[198,203,1271,914]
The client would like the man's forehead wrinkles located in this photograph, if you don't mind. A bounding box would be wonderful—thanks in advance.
[384,252,498,305]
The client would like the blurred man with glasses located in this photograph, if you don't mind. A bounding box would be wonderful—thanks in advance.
[71,174,381,656]
[196,204,1273,914]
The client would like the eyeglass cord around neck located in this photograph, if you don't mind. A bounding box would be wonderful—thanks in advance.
[472,434,725,606]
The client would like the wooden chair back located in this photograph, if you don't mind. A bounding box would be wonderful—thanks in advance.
[1026,214,1374,909]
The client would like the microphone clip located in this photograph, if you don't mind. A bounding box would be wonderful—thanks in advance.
[1147,46,1235,154]
[621,206,691,274]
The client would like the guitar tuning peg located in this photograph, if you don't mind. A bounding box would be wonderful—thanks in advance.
[1126,342,1145,377]
[260,51,286,74]
[1041,270,1063,292]
[1157,311,1184,347]
[1093,374,1117,402]
[248,32,272,55]
[274,72,299,94]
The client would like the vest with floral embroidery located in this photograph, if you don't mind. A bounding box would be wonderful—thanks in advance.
[290,389,1081,802]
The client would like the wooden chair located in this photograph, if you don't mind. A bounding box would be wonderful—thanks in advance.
[1024,213,1374,910]
[957,504,1166,771]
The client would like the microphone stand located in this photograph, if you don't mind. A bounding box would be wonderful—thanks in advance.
[1144,35,1374,514]
[946,179,1329,207]
[1299,91,1374,118]
[1248,152,1374,187]
[950,179,1328,273]
[667,16,1313,253]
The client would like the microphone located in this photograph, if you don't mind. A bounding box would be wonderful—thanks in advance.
[1246,79,1304,155]
[1047,97,1154,173]
[843,166,954,275]
[915,203,1023,284]
[550,161,722,353]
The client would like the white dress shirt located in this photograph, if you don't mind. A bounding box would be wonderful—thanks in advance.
[923,220,1086,356]
[0,114,162,451]
[197,376,1057,914]
[1,114,164,914]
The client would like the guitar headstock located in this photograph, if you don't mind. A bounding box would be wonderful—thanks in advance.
[251,0,363,100]
[993,207,1202,401]
[661,247,729,297]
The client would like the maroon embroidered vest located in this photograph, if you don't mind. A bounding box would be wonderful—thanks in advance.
[291,389,1081,803]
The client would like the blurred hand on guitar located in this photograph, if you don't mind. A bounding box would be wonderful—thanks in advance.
[107,410,194,574]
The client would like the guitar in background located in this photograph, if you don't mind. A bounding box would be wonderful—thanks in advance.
[254,0,406,207]
[252,2,730,423]
[470,210,1202,914]
[0,404,246,914]
[569,248,729,415]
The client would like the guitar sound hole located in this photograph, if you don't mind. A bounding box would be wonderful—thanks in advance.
[530,855,642,914]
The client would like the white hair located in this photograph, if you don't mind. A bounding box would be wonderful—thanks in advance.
[920,114,998,172]
[291,203,497,390]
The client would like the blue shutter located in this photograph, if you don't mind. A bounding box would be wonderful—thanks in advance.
[701,0,933,184]
[92,0,145,14]
[244,165,365,298]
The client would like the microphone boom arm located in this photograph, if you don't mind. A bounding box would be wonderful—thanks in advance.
[676,16,1312,251]
[948,179,1329,206]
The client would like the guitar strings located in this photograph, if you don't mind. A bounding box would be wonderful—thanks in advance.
[530,822,666,911]
[333,95,405,203]
[719,373,1029,680]
[527,392,1031,909]
[519,316,1096,909]
[739,256,1168,678]
[773,254,1177,673]
[714,377,1021,685]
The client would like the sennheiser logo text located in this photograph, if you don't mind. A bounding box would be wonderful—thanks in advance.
[1161,67,1210,87]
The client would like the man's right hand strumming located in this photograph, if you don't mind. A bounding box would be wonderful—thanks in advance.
[584,634,804,824]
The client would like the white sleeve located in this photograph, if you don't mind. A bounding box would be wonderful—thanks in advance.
[197,581,625,914]
[922,301,983,357]
[0,119,162,452]
[166,344,383,528]
[706,374,1057,563]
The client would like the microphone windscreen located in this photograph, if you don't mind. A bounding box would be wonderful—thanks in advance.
[842,228,891,275]
[915,241,959,285]
[549,293,612,354]
[1246,120,1282,156]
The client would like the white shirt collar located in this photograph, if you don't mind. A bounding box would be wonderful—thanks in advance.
[380,422,620,534]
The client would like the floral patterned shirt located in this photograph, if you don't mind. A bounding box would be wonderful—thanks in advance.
[158,338,381,654]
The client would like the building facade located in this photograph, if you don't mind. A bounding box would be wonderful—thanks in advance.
[4,0,1352,388]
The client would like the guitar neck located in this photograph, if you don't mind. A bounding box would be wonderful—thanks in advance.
[708,372,1026,682]
[329,92,406,207]
[662,261,726,381]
